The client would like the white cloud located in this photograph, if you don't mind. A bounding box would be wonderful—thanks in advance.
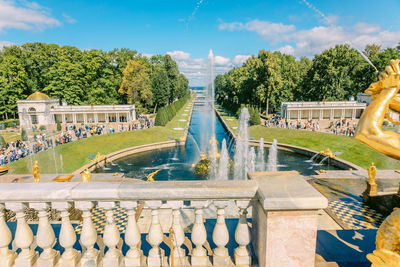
[62,13,76,24]
[277,45,295,55]
[0,41,13,50]
[219,19,295,42]
[219,19,400,58]
[232,55,251,65]
[0,0,60,32]
[214,56,230,66]
[167,50,191,61]
[167,51,246,86]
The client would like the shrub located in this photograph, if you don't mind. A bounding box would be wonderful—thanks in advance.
[39,125,46,131]
[57,121,62,131]
[249,107,261,126]
[0,135,5,147]
[155,92,191,126]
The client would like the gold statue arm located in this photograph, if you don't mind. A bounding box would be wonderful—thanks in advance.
[355,60,400,160]
[385,112,400,125]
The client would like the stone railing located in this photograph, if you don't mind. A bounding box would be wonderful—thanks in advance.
[0,171,327,267]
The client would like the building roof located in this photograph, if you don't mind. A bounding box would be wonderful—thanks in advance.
[26,92,50,101]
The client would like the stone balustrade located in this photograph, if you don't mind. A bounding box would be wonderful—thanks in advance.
[0,172,327,267]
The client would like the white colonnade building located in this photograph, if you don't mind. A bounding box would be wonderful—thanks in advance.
[17,92,136,128]
[280,100,367,120]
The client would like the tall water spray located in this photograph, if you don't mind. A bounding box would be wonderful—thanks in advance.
[267,139,278,172]
[256,138,265,171]
[217,139,229,180]
[234,108,250,180]
[248,147,256,173]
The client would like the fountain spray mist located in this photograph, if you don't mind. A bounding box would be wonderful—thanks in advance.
[234,108,250,180]
[267,139,278,172]
[218,139,229,180]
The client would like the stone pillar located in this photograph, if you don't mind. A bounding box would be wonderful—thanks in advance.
[330,109,334,120]
[62,114,66,124]
[249,171,327,267]
[341,109,345,118]
[73,114,77,124]
[94,113,98,124]
[319,109,323,120]
[297,110,301,120]
[352,109,356,120]
[116,113,120,123]
[308,110,312,120]
[84,114,88,124]
[105,113,109,123]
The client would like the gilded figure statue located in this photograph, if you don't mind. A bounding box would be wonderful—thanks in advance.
[368,162,377,185]
[355,59,400,160]
[367,208,400,266]
[81,168,92,182]
[32,160,40,183]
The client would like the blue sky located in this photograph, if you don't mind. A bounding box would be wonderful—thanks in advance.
[1,0,400,85]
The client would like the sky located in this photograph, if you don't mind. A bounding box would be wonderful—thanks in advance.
[0,0,400,86]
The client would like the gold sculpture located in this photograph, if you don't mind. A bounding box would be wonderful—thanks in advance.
[32,160,40,183]
[320,148,335,159]
[81,168,92,182]
[355,59,400,160]
[368,162,377,185]
[367,208,400,266]
[91,152,106,164]
[146,169,161,182]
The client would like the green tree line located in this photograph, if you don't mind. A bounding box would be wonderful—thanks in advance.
[0,42,189,119]
[215,44,400,114]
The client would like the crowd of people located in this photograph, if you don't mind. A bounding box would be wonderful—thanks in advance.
[264,115,357,136]
[0,114,154,166]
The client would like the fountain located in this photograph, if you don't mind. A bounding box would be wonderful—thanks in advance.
[233,108,250,180]
[256,138,265,171]
[217,139,229,180]
[266,139,278,172]
[248,147,256,173]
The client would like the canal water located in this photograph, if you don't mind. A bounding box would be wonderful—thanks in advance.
[95,103,340,180]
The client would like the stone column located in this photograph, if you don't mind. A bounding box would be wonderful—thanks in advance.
[116,113,120,123]
[62,114,66,124]
[297,110,301,120]
[319,109,323,120]
[341,109,345,118]
[105,113,109,123]
[84,114,88,124]
[308,110,312,120]
[330,109,334,120]
[73,114,77,124]
[352,109,356,120]
[94,113,98,124]
[249,171,328,267]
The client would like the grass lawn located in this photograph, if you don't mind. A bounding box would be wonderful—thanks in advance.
[8,100,193,174]
[218,111,400,170]
[1,131,21,143]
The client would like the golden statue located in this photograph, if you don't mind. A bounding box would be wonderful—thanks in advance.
[81,168,92,182]
[367,208,400,266]
[146,169,161,182]
[209,137,220,159]
[368,162,377,185]
[355,59,400,160]
[32,160,40,183]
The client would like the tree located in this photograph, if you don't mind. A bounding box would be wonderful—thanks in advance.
[151,64,170,109]
[119,58,153,109]
[0,54,28,119]
[396,42,400,51]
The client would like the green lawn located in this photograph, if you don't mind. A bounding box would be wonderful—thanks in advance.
[219,111,400,170]
[1,131,21,143]
[8,100,193,174]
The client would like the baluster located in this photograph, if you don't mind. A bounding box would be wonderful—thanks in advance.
[75,201,100,267]
[212,201,232,266]
[234,201,251,267]
[98,201,122,267]
[167,201,189,267]
[0,203,16,267]
[146,200,166,267]
[120,201,146,267]
[191,201,211,267]
[5,202,38,267]
[52,202,81,267]
[29,202,59,267]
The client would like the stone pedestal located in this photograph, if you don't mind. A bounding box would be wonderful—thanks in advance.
[80,249,100,267]
[191,254,212,267]
[57,250,81,267]
[0,249,17,267]
[36,251,60,267]
[248,171,328,267]
[147,248,167,267]
[124,251,146,267]
[234,247,251,267]
[15,251,38,267]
